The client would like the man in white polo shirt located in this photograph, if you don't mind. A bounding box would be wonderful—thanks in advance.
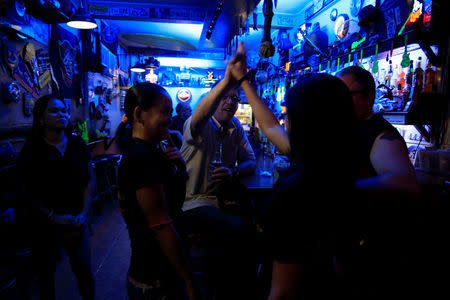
[180,75,257,299]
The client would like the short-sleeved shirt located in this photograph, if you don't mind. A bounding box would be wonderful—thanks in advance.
[169,115,187,134]
[118,138,186,284]
[261,170,344,263]
[357,114,407,179]
[262,170,354,298]
[17,133,91,216]
[180,116,255,211]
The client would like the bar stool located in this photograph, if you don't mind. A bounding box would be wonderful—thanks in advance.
[183,232,215,300]
[91,154,122,210]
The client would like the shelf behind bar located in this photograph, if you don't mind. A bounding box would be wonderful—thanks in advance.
[289,30,442,78]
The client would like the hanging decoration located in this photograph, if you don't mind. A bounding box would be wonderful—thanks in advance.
[12,55,39,98]
[259,0,275,58]
[206,0,224,40]
[50,25,81,99]
[1,81,21,103]
[23,93,35,117]
[35,47,52,89]
[276,29,292,66]
[145,68,158,84]
[330,8,338,21]
[23,43,40,87]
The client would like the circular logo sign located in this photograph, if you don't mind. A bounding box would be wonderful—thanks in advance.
[177,88,191,102]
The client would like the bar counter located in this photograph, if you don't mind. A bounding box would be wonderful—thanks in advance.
[241,150,275,192]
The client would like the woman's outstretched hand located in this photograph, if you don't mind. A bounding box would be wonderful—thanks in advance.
[227,42,248,84]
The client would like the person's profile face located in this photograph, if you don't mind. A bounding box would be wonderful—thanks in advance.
[41,99,69,130]
[213,89,240,123]
[338,74,371,120]
[141,96,173,140]
[180,105,192,119]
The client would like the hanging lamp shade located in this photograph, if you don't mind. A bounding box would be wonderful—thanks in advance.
[130,62,146,73]
[67,14,98,30]
[144,57,160,69]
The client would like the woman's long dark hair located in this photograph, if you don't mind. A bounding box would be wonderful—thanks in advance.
[30,94,72,139]
[285,73,358,178]
[117,82,170,149]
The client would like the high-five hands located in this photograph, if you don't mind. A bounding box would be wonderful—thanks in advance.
[227,42,248,84]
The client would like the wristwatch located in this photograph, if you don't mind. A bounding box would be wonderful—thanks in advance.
[237,74,250,86]
[232,168,240,178]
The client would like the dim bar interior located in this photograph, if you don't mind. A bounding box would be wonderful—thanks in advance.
[1,0,450,299]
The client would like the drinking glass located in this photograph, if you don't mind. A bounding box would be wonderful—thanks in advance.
[209,142,223,186]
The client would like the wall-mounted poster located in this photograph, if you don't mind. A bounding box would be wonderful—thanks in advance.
[101,21,119,55]
[50,24,81,99]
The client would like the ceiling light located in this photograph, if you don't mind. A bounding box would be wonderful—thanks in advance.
[67,14,97,30]
[130,62,146,73]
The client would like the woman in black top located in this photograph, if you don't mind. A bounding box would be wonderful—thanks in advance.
[16,95,94,299]
[118,83,198,300]
[227,42,359,299]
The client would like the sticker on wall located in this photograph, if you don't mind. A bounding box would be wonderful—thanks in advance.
[2,82,21,103]
[5,45,18,70]
[177,88,192,102]
[23,93,35,117]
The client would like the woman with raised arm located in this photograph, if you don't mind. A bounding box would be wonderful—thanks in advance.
[227,42,359,299]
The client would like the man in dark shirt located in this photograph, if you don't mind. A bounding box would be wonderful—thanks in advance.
[337,67,419,198]
[337,66,420,297]
[170,102,192,134]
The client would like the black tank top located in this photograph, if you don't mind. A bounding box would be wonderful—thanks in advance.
[357,114,407,179]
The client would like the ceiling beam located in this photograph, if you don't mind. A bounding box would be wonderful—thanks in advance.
[126,47,224,60]
[88,2,206,23]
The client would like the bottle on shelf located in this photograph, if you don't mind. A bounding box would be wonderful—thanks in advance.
[384,60,393,87]
[414,56,424,93]
[406,60,414,88]
[392,64,399,91]
[402,61,414,111]
[398,67,406,91]
[424,60,436,93]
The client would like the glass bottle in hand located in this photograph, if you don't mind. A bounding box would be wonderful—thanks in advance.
[210,142,223,169]
[209,142,223,189]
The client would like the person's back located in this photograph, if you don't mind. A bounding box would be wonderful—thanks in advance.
[337,66,419,298]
